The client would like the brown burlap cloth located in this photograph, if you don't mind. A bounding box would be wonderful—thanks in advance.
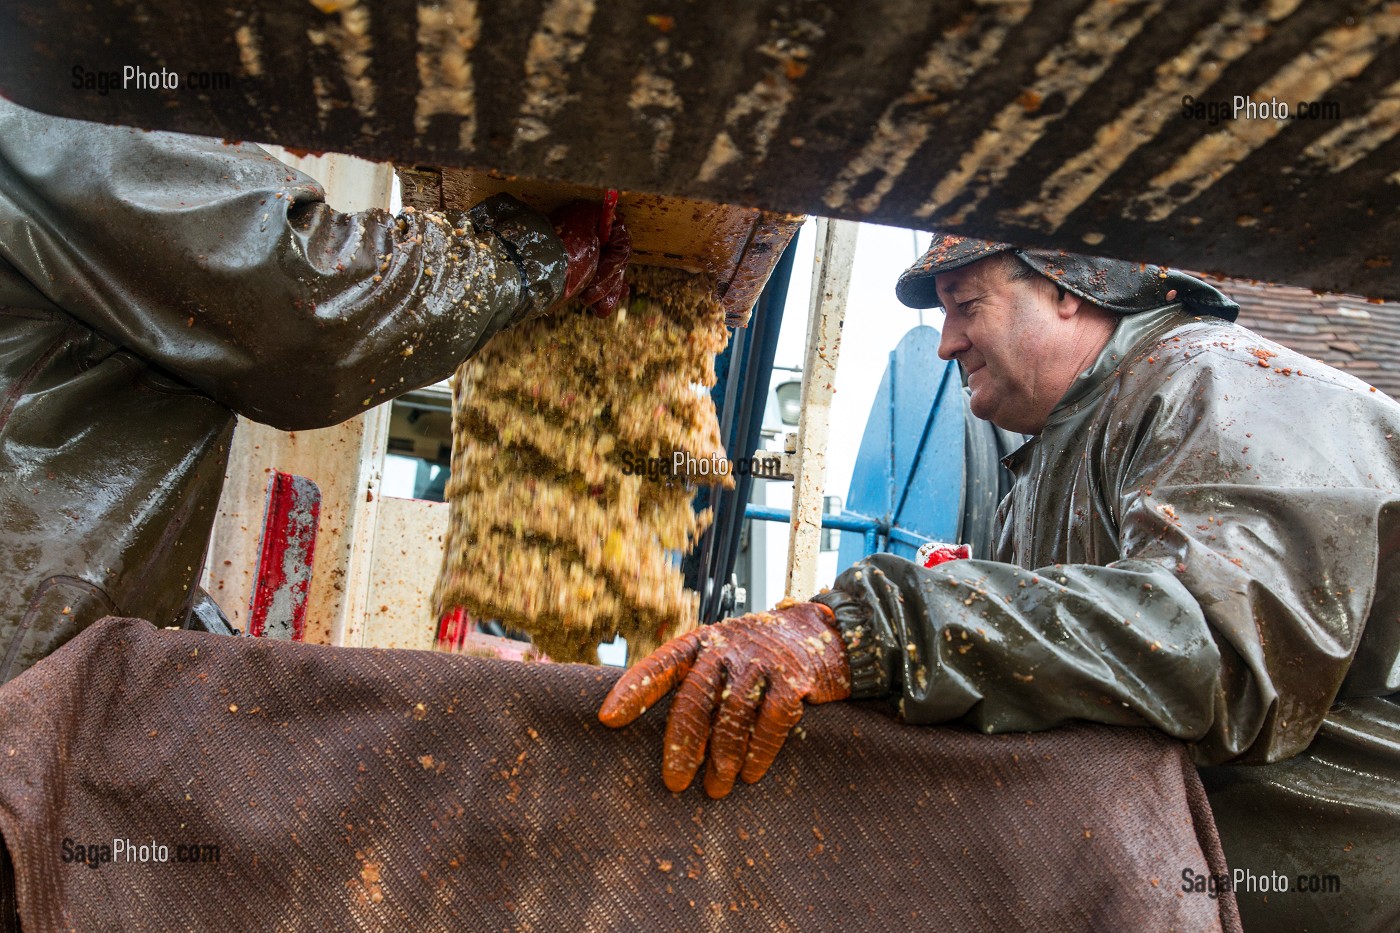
[0,617,1240,932]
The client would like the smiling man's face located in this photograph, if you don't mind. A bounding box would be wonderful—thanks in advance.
[934,255,1118,435]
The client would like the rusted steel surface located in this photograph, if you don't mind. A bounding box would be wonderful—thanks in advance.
[0,1,1396,299]
[248,472,321,641]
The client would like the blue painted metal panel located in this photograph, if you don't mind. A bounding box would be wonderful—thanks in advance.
[837,326,966,570]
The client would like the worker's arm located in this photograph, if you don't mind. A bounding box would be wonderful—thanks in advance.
[602,347,1400,795]
[0,99,574,430]
[817,354,1400,767]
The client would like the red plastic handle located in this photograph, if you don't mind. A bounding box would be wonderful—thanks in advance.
[600,188,620,239]
[919,542,972,568]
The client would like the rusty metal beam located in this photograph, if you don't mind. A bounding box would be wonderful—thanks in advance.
[1,1,1396,299]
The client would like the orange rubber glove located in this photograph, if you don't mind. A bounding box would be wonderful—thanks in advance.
[598,601,851,799]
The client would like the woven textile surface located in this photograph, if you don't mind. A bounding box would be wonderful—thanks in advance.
[0,618,1239,931]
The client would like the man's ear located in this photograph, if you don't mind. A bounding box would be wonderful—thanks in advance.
[1054,286,1086,321]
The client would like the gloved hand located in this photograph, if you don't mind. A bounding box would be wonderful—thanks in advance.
[550,200,604,300]
[578,214,631,317]
[598,601,851,799]
[917,541,971,568]
[549,198,633,317]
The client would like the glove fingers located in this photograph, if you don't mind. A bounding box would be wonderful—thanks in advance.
[579,228,630,304]
[739,677,804,785]
[597,629,701,728]
[661,647,728,793]
[589,283,625,318]
[582,274,627,318]
[603,216,632,260]
[579,267,624,307]
[702,659,766,799]
[581,220,631,310]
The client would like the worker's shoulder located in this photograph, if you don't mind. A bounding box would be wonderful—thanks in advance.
[1118,313,1389,404]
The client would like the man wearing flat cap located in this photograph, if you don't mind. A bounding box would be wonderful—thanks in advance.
[603,234,1400,932]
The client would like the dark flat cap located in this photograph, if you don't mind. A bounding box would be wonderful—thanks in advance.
[896,233,1240,322]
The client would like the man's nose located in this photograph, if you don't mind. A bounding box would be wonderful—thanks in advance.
[937,317,968,361]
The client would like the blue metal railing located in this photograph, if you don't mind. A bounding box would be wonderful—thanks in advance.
[743,504,934,560]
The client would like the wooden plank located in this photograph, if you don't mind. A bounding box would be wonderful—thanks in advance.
[362,497,450,652]
[398,167,802,326]
[785,218,858,599]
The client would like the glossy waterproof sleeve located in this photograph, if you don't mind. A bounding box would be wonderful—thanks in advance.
[0,100,566,429]
[815,350,1400,767]
[816,557,1224,746]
